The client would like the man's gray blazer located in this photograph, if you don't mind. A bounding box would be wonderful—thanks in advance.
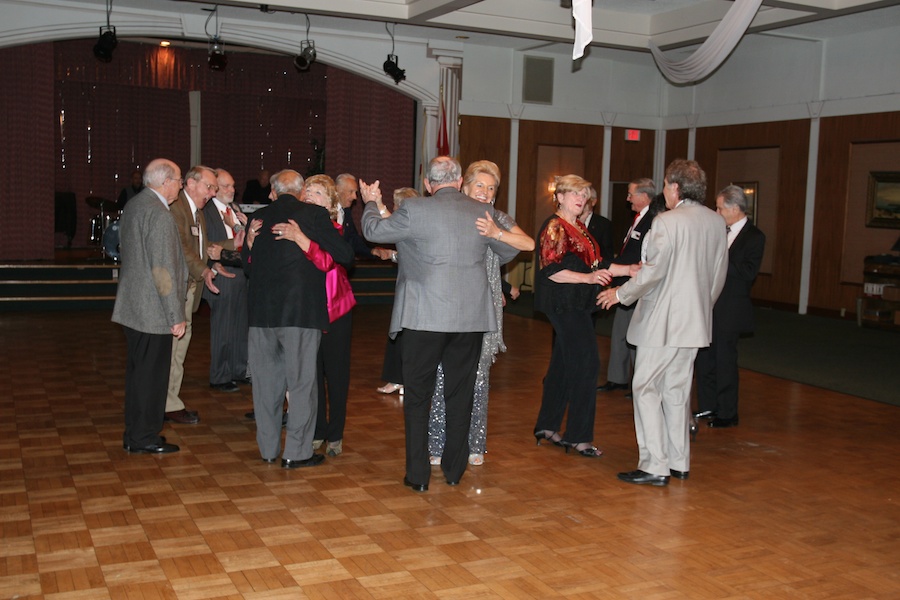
[112,188,188,334]
[362,187,519,337]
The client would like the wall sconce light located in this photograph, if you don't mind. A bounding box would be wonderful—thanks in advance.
[93,0,117,63]
[548,179,557,194]
[294,15,316,71]
[383,23,406,84]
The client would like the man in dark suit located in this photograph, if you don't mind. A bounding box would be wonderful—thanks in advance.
[165,165,232,424]
[582,186,614,264]
[694,184,766,428]
[112,158,187,454]
[360,157,520,492]
[335,173,393,261]
[599,160,728,486]
[597,178,657,393]
[242,169,353,468]
[202,168,249,393]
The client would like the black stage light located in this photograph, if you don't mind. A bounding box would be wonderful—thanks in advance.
[294,41,316,71]
[208,38,227,71]
[383,54,406,84]
[93,26,118,63]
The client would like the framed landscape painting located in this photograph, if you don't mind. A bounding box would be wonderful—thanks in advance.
[867,171,900,229]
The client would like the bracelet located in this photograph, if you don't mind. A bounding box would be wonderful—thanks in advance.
[496,231,503,241]
[233,223,245,232]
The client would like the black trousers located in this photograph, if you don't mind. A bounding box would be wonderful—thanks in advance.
[123,327,172,448]
[694,326,741,419]
[534,310,599,444]
[315,311,352,442]
[379,332,403,384]
[401,329,482,486]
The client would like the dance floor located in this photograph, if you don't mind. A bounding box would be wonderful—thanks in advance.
[2,305,899,599]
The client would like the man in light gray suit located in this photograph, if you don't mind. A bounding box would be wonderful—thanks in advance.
[599,159,728,486]
[112,158,188,454]
[361,157,520,491]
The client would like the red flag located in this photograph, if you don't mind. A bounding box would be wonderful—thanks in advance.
[437,97,450,156]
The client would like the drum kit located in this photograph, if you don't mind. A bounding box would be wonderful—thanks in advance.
[86,196,121,261]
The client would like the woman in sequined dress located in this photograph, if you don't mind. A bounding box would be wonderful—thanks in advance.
[532,175,613,458]
[427,161,535,467]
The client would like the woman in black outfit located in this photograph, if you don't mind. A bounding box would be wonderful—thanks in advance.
[533,175,616,457]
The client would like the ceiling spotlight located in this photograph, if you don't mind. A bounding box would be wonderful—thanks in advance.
[93,26,118,63]
[294,40,316,71]
[383,54,406,85]
[294,15,316,72]
[208,38,227,70]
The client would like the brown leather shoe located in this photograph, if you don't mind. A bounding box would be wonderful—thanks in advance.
[164,409,200,424]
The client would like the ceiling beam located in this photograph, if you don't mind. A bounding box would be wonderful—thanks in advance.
[407,0,486,22]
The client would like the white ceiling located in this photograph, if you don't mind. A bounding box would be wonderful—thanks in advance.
[174,0,900,53]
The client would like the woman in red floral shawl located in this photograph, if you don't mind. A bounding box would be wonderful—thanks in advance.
[533,175,613,458]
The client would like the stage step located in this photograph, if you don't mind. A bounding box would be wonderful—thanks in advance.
[0,260,397,311]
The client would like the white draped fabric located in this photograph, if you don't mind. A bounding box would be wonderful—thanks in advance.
[572,0,593,60]
[648,0,764,84]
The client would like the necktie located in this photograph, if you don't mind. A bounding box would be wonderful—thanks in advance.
[621,213,639,254]
[224,206,235,239]
[193,210,203,258]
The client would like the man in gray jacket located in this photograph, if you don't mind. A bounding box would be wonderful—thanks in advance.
[361,156,520,491]
[112,158,188,454]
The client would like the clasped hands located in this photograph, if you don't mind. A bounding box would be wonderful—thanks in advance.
[202,242,235,295]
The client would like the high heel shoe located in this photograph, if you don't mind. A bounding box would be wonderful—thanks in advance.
[377,382,403,394]
[534,430,564,447]
[563,442,604,458]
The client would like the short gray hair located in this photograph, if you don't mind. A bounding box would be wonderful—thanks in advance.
[630,177,656,198]
[718,184,749,214]
[335,173,356,188]
[426,157,462,186]
[271,170,304,196]
[143,159,177,188]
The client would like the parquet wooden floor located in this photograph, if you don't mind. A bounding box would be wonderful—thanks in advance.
[2,306,899,599]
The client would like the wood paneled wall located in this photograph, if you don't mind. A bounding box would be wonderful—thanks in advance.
[812,111,900,313]
[459,116,512,213]
[694,120,811,307]
[458,111,900,316]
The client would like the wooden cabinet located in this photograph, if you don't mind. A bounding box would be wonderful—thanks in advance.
[858,257,900,330]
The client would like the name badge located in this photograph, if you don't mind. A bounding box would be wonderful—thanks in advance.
[190,225,200,237]
[631,230,642,241]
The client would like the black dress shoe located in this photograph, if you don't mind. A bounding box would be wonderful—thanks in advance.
[692,409,717,419]
[446,480,460,486]
[234,377,252,385]
[597,381,629,392]
[245,411,255,420]
[403,476,428,492]
[210,381,239,393]
[708,416,739,428]
[164,409,200,424]
[617,469,670,486]
[261,457,277,463]
[282,454,325,469]
[670,469,689,480]
[124,442,180,454]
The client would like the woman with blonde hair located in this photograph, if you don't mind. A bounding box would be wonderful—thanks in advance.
[532,174,614,458]
[273,174,355,457]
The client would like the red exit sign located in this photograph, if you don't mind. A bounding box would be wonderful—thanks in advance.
[625,129,641,142]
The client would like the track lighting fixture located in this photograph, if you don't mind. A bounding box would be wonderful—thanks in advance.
[93,0,117,62]
[208,38,227,70]
[294,15,316,71]
[383,24,405,84]
[383,54,406,84]
[205,5,227,71]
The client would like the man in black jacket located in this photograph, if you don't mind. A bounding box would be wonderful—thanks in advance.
[597,178,657,392]
[694,184,766,428]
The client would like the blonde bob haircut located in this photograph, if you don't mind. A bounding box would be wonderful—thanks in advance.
[304,174,340,221]
[553,174,592,203]
[463,160,502,190]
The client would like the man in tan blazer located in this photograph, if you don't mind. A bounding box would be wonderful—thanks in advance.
[599,159,728,486]
[165,165,232,424]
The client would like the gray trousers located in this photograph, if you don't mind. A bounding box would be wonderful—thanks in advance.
[607,305,636,384]
[248,326,321,461]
